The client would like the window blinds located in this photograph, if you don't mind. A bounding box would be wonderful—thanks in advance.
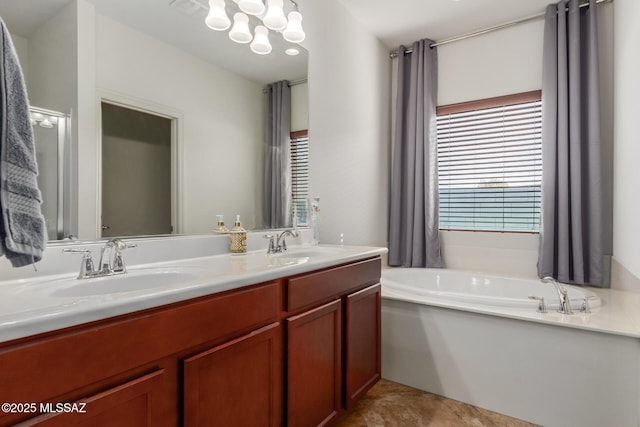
[436,97,542,232]
[291,134,309,226]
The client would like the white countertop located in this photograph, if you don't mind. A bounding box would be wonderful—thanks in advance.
[382,282,640,339]
[0,244,387,344]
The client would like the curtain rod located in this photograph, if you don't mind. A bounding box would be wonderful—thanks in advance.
[262,78,307,93]
[390,0,613,58]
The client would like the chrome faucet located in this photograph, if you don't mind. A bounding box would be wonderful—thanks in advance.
[541,276,573,315]
[64,238,137,279]
[264,230,299,254]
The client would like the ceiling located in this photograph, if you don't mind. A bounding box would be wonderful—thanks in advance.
[335,0,553,49]
[1,0,568,82]
[0,0,308,85]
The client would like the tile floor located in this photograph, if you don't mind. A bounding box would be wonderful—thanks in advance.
[336,379,538,427]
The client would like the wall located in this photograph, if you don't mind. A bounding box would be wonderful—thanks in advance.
[437,20,543,106]
[26,2,77,114]
[94,14,265,233]
[75,0,97,240]
[302,0,390,247]
[613,0,640,292]
[10,34,28,80]
[291,82,308,132]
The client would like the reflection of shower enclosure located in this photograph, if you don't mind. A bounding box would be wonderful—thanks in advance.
[30,107,69,241]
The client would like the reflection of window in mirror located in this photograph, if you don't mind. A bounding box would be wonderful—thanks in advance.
[291,130,309,226]
[100,102,174,237]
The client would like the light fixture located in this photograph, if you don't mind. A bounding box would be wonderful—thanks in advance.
[285,47,299,56]
[205,0,231,30]
[39,118,53,129]
[237,0,265,16]
[229,12,252,43]
[201,0,305,55]
[263,0,287,31]
[30,111,63,129]
[282,11,304,43]
[250,25,272,54]
[29,108,66,131]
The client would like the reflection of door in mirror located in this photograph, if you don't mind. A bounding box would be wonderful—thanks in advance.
[100,102,173,237]
[31,107,68,241]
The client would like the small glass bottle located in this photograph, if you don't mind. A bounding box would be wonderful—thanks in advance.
[214,214,229,234]
[309,197,320,245]
[229,215,247,254]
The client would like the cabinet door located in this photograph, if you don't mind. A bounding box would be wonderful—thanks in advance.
[344,283,381,409]
[287,299,342,427]
[183,322,282,427]
[22,370,165,427]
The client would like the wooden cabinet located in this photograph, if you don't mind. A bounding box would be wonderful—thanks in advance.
[0,281,280,427]
[287,300,342,427]
[0,256,382,427]
[344,284,381,409]
[183,322,282,427]
[285,258,382,426]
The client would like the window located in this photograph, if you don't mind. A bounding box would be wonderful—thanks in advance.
[291,130,309,226]
[436,91,542,232]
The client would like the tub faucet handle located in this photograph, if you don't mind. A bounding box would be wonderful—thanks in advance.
[528,296,547,313]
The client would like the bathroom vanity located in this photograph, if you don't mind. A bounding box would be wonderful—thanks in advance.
[0,245,383,427]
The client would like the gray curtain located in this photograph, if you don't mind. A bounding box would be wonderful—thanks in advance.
[263,80,292,229]
[538,0,604,286]
[389,39,443,268]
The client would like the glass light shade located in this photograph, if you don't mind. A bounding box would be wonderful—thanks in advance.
[250,26,272,55]
[263,0,287,31]
[229,13,252,43]
[238,0,265,15]
[205,0,231,30]
[31,112,44,121]
[282,11,305,43]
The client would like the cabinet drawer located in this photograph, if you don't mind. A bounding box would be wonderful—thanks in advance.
[286,257,381,312]
[19,369,165,427]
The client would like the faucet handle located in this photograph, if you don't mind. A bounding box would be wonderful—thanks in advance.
[264,234,276,254]
[528,296,547,313]
[580,297,597,313]
[112,242,136,273]
[63,249,95,278]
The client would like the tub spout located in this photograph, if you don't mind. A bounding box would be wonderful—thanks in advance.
[541,276,573,315]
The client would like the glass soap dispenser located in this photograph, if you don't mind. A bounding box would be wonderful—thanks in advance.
[229,215,247,254]
[214,214,229,234]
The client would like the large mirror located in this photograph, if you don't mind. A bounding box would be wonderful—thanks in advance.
[0,0,308,241]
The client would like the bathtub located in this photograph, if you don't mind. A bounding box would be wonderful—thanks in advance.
[382,268,602,311]
[380,268,640,427]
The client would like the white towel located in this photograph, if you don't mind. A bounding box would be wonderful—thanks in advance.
[0,17,47,267]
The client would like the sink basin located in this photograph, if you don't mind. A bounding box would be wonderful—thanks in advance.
[280,246,348,258]
[51,268,204,298]
[266,256,309,268]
